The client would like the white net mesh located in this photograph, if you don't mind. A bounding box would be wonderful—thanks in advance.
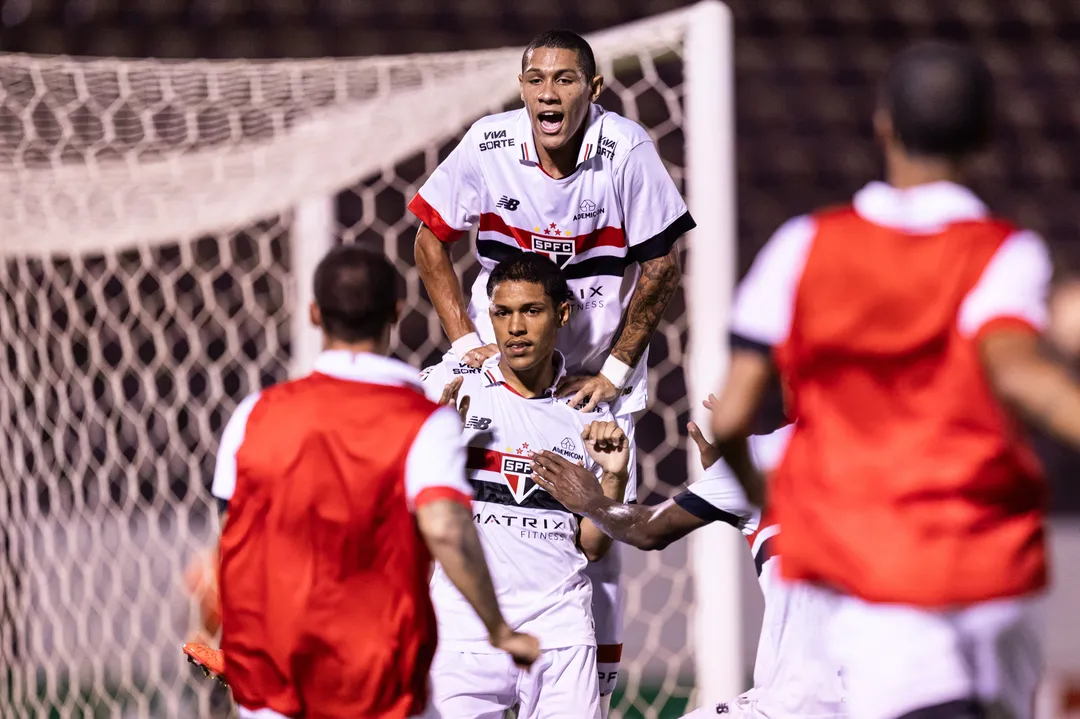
[0,5,710,717]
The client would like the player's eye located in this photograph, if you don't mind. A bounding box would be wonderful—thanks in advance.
[494,309,509,317]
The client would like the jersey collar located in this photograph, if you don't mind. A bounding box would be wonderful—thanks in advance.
[515,104,606,169]
[853,181,988,233]
[480,351,568,399]
[313,350,423,391]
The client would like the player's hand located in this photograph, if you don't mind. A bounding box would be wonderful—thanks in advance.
[557,374,619,413]
[461,343,498,368]
[438,377,471,424]
[688,421,722,470]
[581,421,630,476]
[490,625,541,669]
[531,450,605,513]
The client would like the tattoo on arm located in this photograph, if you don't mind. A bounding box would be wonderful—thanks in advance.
[611,249,682,366]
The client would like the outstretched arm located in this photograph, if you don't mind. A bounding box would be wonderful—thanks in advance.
[533,449,711,551]
[981,328,1080,447]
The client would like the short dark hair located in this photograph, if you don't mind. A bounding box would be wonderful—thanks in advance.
[486,252,571,307]
[882,42,994,160]
[522,29,597,80]
[312,244,399,343]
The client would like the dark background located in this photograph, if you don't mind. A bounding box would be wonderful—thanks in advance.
[4,0,1079,510]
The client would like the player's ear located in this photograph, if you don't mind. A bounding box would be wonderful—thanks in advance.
[392,299,404,325]
[590,74,604,102]
[873,107,894,147]
[557,300,572,327]
[518,73,525,103]
[309,301,322,329]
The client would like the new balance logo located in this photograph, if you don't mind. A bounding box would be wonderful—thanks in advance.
[496,196,520,211]
[465,416,492,431]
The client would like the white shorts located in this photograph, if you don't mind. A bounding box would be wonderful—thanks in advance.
[238,705,440,719]
[430,645,601,719]
[817,585,1042,719]
[681,693,763,718]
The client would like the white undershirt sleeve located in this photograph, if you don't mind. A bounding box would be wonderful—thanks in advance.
[730,215,816,349]
[210,392,262,502]
[405,405,472,512]
[957,230,1052,338]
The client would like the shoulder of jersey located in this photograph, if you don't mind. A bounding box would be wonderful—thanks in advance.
[552,396,614,421]
[595,109,654,166]
[464,109,522,143]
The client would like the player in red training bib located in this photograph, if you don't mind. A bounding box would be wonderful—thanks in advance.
[533,419,846,719]
[708,43,1080,719]
[409,29,694,710]
[206,246,538,719]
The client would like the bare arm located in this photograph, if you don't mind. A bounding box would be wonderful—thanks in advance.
[416,499,505,638]
[414,223,476,345]
[708,348,772,506]
[532,450,710,551]
[981,329,1080,447]
[610,247,682,367]
[578,469,630,561]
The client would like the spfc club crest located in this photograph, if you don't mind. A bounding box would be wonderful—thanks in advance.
[500,454,541,504]
[531,224,576,268]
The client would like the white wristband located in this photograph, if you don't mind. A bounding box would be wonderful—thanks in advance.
[451,332,484,359]
[600,356,634,389]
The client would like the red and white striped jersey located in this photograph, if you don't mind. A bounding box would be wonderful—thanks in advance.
[409,104,695,416]
[419,351,635,651]
[676,426,846,718]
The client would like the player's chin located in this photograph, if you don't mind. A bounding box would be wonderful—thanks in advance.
[535,131,571,153]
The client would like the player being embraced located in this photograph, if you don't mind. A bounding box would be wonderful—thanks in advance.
[532,417,846,719]
[192,246,538,718]
[411,29,694,703]
[419,253,635,719]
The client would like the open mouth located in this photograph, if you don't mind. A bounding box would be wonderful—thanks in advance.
[537,111,564,135]
[505,340,532,356]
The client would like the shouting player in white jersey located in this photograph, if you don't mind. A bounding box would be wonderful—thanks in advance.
[420,253,635,718]
[411,29,694,702]
[532,418,847,719]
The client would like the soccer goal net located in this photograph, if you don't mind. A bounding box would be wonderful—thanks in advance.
[0,2,738,717]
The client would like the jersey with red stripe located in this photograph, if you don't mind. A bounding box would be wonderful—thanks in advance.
[675,427,846,718]
[419,351,635,651]
[732,181,1052,606]
[409,104,695,415]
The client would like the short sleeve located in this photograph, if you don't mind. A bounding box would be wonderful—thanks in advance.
[730,215,816,351]
[418,360,451,402]
[211,392,262,502]
[408,130,484,243]
[672,458,755,530]
[958,230,1052,340]
[615,142,696,263]
[405,405,473,511]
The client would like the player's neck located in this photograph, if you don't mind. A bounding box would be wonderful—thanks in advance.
[499,355,557,399]
[533,122,588,179]
[885,150,962,190]
[322,337,388,356]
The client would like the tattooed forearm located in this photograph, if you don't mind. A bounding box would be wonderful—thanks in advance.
[611,248,682,366]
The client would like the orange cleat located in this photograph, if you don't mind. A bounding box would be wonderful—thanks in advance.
[183,642,227,686]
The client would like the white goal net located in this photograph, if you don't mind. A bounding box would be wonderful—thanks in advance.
[0,3,737,717]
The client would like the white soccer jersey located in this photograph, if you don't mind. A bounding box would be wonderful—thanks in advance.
[419,351,636,651]
[677,427,846,718]
[409,104,695,416]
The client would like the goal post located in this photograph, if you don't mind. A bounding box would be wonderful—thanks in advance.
[0,4,745,716]
[684,0,744,706]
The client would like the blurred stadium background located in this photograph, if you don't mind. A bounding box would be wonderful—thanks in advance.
[2,1,1080,717]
